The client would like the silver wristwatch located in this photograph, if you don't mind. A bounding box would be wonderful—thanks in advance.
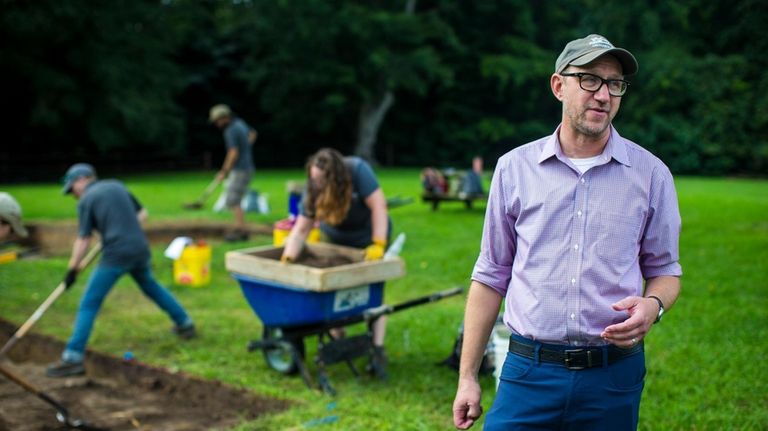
[647,295,665,324]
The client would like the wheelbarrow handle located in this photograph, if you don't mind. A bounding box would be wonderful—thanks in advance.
[364,286,465,320]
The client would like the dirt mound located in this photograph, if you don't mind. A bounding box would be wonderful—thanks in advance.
[19,220,273,256]
[0,319,289,431]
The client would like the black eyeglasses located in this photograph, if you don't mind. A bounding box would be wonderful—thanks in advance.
[560,72,629,97]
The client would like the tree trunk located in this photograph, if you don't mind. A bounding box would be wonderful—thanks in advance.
[353,0,416,165]
[354,92,394,164]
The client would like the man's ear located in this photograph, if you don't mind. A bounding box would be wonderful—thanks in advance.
[551,73,565,101]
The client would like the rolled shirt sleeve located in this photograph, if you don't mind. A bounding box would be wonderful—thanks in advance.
[472,160,517,295]
[639,165,683,278]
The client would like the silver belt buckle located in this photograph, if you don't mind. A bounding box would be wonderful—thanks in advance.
[564,349,593,370]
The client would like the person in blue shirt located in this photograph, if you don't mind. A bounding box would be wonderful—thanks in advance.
[46,163,196,378]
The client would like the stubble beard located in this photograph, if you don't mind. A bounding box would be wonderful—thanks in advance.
[566,104,613,138]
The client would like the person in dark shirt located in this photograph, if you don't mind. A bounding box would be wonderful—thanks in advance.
[281,148,392,378]
[210,104,258,242]
[46,163,196,378]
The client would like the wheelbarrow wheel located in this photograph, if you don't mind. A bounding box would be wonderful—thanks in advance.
[263,327,305,375]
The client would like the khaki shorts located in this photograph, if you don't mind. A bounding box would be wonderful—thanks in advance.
[226,170,252,207]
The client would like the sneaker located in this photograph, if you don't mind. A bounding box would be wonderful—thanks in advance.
[367,346,388,380]
[224,230,250,242]
[172,323,197,340]
[46,361,85,378]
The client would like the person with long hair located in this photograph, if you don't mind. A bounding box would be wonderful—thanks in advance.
[281,147,391,378]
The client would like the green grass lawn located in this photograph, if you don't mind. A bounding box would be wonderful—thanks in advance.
[1,171,766,430]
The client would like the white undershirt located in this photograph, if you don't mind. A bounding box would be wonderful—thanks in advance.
[568,155,602,174]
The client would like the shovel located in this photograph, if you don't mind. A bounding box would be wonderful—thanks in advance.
[0,361,107,430]
[183,177,222,210]
[0,242,102,359]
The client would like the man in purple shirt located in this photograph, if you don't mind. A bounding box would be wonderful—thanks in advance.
[452,34,682,431]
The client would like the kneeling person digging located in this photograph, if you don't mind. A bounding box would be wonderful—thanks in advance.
[47,163,197,378]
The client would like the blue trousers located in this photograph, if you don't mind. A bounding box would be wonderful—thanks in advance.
[62,262,191,363]
[484,337,645,431]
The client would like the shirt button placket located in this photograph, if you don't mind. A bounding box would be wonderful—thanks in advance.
[567,175,587,344]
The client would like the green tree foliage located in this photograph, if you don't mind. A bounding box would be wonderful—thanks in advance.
[0,0,765,179]
[0,0,185,179]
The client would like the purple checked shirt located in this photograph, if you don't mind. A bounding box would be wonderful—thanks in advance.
[472,125,682,346]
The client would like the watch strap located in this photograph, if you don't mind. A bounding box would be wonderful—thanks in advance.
[647,295,665,323]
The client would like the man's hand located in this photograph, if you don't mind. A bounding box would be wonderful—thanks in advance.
[364,238,386,261]
[601,296,659,348]
[63,268,78,289]
[215,170,227,182]
[453,377,483,429]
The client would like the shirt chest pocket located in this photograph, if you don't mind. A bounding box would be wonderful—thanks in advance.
[594,212,642,266]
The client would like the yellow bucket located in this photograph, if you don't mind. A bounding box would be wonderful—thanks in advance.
[173,243,211,287]
[273,219,321,246]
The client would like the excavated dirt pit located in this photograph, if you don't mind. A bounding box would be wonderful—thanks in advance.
[17,221,273,256]
[0,319,289,431]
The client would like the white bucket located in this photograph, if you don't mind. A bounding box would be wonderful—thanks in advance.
[491,321,511,390]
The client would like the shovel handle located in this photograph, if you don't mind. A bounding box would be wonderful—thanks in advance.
[0,243,102,358]
[200,177,222,200]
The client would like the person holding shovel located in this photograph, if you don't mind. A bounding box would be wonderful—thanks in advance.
[209,104,258,242]
[280,148,392,379]
[452,34,682,430]
[46,163,196,378]
[0,192,28,241]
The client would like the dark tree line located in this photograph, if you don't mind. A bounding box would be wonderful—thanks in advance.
[1,0,765,181]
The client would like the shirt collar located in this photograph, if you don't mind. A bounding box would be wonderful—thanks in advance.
[538,125,631,167]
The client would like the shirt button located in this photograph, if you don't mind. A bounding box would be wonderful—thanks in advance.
[574,244,579,251]
[573,341,581,346]
[580,178,586,184]
[571,278,576,285]
[577,210,582,217]
[570,313,575,320]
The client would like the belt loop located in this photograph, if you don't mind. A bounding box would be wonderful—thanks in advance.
[602,346,609,368]
[533,343,541,365]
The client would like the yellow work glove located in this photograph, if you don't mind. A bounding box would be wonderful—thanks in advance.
[364,238,387,261]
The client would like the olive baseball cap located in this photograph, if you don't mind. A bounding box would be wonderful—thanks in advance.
[209,104,232,123]
[555,34,638,75]
[0,192,28,237]
[62,163,96,194]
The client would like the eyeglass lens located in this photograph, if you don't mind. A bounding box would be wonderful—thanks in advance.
[578,73,627,96]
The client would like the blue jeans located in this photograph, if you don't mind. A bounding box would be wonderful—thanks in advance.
[62,262,192,363]
[484,337,645,431]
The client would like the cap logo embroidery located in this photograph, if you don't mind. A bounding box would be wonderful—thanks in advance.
[588,36,613,49]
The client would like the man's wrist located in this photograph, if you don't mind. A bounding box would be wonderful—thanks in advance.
[646,295,665,323]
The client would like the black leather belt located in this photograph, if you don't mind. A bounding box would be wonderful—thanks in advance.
[508,337,643,370]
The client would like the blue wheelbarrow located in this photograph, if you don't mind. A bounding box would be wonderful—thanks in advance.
[233,272,462,394]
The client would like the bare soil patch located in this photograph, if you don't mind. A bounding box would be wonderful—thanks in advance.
[19,221,272,255]
[0,319,289,431]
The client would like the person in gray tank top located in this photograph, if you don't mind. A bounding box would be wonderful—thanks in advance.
[46,163,196,378]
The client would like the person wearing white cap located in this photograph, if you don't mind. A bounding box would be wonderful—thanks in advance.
[46,163,196,378]
[0,192,28,240]
[452,34,682,430]
[209,104,258,242]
